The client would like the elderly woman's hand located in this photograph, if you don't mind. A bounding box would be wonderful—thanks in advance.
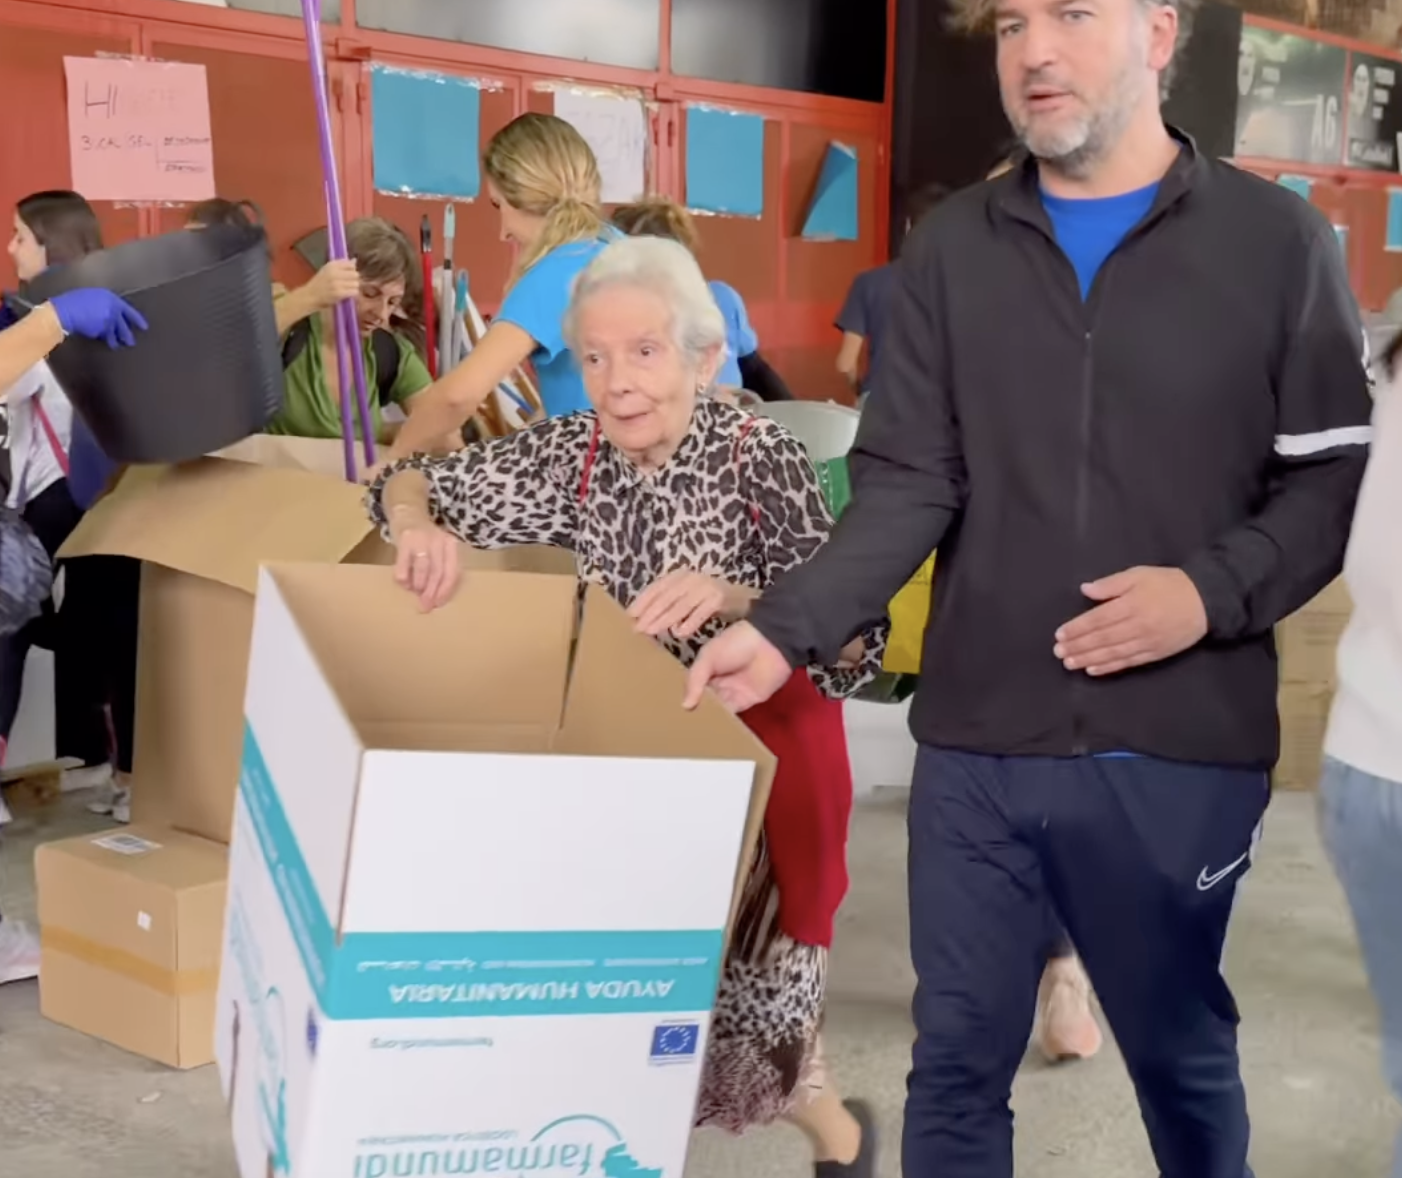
[389,508,461,612]
[629,570,757,640]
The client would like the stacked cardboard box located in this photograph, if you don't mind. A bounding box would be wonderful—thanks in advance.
[36,439,384,1067]
[1275,578,1354,790]
[35,826,226,1068]
[34,439,575,1067]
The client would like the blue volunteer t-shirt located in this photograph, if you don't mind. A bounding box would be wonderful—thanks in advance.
[1041,182,1159,299]
[707,279,758,389]
[1042,182,1159,759]
[497,238,612,418]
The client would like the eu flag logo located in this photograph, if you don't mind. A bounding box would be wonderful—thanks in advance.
[649,1022,700,1065]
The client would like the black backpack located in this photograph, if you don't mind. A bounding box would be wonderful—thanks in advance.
[281,319,400,405]
[0,504,52,639]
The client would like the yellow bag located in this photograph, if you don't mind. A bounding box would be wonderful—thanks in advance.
[883,554,935,674]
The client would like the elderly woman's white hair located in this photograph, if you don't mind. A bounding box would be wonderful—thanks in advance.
[563,234,729,378]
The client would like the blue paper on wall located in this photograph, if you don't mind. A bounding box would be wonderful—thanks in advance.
[1276,174,1313,201]
[686,106,765,217]
[1388,190,1402,252]
[371,66,480,199]
[802,142,859,241]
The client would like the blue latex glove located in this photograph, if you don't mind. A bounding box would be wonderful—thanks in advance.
[49,288,148,349]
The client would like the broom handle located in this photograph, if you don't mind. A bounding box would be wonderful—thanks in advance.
[300,0,376,479]
[421,216,437,379]
[325,189,354,476]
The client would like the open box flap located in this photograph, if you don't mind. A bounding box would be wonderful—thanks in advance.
[59,458,376,594]
[262,562,577,738]
[557,584,776,924]
[213,434,365,481]
[556,584,775,769]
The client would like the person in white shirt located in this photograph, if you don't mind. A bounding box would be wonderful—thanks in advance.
[1319,332,1402,1178]
[0,286,146,986]
[0,360,79,765]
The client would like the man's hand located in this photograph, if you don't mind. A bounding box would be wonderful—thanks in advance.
[682,621,793,713]
[1054,567,1208,677]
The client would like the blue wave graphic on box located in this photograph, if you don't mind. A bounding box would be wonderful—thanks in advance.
[238,721,726,1023]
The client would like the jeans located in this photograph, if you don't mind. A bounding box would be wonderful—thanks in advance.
[905,746,1266,1178]
[1319,757,1402,1178]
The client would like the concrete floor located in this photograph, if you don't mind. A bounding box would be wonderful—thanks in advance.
[0,788,1396,1177]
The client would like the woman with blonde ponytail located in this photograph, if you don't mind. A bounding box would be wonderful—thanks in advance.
[385,113,614,459]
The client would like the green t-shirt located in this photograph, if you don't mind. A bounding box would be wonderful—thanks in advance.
[267,313,432,440]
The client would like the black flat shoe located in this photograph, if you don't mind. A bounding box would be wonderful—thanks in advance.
[814,1099,877,1178]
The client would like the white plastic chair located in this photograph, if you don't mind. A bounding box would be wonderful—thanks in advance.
[751,400,860,462]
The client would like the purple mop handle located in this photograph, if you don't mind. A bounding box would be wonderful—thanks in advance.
[325,187,355,477]
[299,0,376,479]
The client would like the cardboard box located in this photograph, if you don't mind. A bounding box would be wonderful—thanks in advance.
[59,439,574,845]
[1276,578,1354,686]
[1274,682,1335,791]
[218,562,773,1178]
[59,448,385,845]
[36,824,227,1068]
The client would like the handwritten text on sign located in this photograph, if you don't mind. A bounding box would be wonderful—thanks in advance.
[64,57,216,203]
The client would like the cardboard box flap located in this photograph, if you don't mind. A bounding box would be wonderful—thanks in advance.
[263,562,577,738]
[460,545,577,577]
[213,433,364,480]
[558,584,775,922]
[558,583,776,775]
[60,458,376,594]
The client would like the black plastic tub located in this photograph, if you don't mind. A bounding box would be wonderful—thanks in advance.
[23,224,284,465]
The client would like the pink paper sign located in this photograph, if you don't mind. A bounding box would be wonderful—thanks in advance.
[64,57,216,203]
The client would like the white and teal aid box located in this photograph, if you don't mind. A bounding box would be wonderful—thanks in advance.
[216,563,774,1178]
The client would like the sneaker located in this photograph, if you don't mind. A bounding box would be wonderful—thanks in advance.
[0,917,41,985]
[84,770,128,818]
[1034,955,1103,1062]
[89,777,132,824]
[69,762,115,798]
[815,1100,877,1178]
[110,785,131,825]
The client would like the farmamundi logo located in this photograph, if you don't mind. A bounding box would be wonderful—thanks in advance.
[352,1115,664,1177]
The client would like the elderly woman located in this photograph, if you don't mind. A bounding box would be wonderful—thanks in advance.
[366,235,883,1178]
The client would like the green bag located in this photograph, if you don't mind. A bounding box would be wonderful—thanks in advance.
[814,456,853,519]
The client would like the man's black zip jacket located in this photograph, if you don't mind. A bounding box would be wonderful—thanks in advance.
[750,135,1374,768]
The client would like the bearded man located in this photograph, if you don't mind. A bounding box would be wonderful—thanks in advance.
[685,0,1375,1173]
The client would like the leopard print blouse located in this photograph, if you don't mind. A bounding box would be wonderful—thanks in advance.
[367,399,887,698]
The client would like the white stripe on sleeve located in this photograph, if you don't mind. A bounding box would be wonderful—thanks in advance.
[1274,426,1373,457]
